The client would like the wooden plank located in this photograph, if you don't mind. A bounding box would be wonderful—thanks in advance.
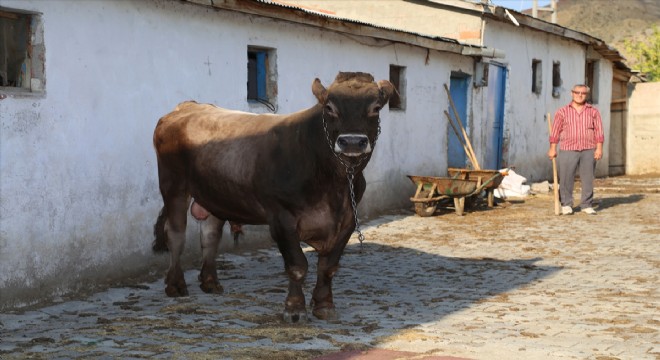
[0,10,20,19]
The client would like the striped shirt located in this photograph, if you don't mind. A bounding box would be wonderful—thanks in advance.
[550,102,604,151]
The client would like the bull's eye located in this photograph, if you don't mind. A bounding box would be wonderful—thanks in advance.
[324,103,339,118]
[367,103,382,117]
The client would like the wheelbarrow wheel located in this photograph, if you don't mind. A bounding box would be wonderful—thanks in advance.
[414,201,437,217]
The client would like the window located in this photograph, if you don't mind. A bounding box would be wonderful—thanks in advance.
[531,59,542,95]
[585,59,598,104]
[552,61,561,98]
[247,46,276,109]
[0,8,45,93]
[389,65,406,110]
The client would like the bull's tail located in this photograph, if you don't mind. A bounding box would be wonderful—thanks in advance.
[152,207,169,253]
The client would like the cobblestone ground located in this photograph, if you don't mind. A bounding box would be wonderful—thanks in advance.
[1,176,658,360]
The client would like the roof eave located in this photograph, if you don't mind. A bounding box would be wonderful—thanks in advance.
[484,6,629,69]
[183,0,502,57]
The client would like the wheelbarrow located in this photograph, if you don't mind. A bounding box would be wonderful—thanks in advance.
[447,168,507,207]
[407,172,504,217]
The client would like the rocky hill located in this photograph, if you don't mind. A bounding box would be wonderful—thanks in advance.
[525,0,660,70]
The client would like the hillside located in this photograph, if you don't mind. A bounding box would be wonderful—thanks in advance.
[526,0,660,70]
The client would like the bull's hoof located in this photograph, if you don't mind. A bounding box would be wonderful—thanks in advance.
[283,309,309,324]
[165,284,189,297]
[198,273,223,294]
[313,306,338,321]
[199,282,224,294]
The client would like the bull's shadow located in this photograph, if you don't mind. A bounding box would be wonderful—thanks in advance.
[312,242,559,327]
[216,233,560,347]
[0,226,561,358]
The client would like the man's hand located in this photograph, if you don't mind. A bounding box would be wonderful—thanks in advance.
[547,144,557,159]
[594,143,603,160]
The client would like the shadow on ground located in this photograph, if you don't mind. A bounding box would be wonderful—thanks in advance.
[0,234,561,359]
[596,194,645,211]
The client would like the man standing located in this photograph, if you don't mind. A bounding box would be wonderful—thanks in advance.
[547,84,604,215]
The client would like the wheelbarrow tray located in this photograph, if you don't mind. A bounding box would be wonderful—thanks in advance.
[447,168,505,189]
[407,175,478,197]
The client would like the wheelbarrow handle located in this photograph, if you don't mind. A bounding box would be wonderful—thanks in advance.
[473,170,508,194]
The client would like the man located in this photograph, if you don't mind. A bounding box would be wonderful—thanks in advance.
[547,84,604,215]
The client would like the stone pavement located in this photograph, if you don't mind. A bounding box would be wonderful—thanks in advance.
[1,176,659,360]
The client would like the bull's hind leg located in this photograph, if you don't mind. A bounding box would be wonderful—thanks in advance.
[198,215,225,294]
[163,194,190,297]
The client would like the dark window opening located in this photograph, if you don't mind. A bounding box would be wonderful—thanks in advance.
[389,65,406,110]
[247,46,277,112]
[585,60,598,104]
[531,59,542,94]
[247,50,266,101]
[1,8,44,91]
[552,61,561,98]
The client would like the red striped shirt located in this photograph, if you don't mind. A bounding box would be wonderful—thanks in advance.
[550,103,604,151]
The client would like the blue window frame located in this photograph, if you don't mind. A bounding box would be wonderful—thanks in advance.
[247,48,268,101]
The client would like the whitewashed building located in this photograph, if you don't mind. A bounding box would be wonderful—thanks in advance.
[0,0,507,309]
[285,0,632,179]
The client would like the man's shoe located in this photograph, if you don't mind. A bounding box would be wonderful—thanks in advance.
[581,207,597,215]
[561,206,573,215]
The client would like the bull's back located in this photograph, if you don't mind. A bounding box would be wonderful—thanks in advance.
[153,101,294,222]
[154,101,276,151]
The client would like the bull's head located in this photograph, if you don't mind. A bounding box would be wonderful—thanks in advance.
[313,72,395,160]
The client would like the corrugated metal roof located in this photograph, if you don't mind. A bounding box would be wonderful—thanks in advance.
[254,0,629,71]
[484,4,629,67]
[183,0,502,57]
[259,0,464,45]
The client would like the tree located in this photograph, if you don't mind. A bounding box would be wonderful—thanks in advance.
[624,26,660,81]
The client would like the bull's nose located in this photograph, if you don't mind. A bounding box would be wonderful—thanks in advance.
[334,134,371,156]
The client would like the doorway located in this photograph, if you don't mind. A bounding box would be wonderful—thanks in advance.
[447,74,470,169]
[483,63,507,170]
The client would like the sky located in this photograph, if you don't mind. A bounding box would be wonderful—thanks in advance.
[489,0,552,12]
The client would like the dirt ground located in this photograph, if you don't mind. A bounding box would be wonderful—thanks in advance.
[0,175,658,359]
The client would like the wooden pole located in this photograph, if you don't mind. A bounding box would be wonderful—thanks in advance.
[444,84,480,169]
[547,112,560,216]
[445,110,478,169]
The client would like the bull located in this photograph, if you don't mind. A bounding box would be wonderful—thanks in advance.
[152,72,395,322]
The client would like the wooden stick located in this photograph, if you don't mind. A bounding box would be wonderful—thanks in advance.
[547,112,561,216]
[444,110,478,169]
[444,84,480,169]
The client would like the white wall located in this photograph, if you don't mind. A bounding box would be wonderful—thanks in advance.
[0,0,473,308]
[627,82,660,175]
[482,20,612,182]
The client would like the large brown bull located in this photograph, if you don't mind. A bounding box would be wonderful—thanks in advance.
[152,72,394,323]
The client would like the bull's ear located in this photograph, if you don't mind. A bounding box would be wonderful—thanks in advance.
[312,78,328,104]
[377,80,396,104]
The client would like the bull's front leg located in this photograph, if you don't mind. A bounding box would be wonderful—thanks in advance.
[269,214,309,323]
[311,230,351,321]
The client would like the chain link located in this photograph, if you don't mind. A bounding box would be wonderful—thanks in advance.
[322,111,381,252]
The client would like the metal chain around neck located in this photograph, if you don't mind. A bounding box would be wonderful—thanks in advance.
[322,110,381,251]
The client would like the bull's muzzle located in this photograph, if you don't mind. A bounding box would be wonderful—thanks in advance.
[334,134,372,157]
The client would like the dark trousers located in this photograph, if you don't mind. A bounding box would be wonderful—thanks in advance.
[557,149,596,209]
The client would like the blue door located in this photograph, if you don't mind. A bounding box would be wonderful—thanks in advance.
[484,64,507,170]
[447,75,470,169]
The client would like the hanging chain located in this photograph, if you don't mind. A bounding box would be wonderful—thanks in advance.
[345,168,365,249]
[322,111,381,252]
